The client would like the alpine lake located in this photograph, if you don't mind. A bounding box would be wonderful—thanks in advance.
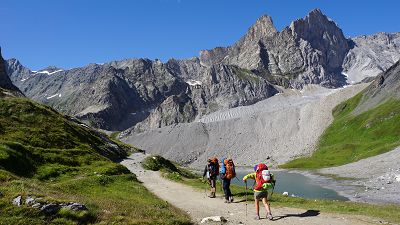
[230,169,348,201]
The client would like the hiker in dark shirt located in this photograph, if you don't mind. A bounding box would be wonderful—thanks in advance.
[202,157,219,198]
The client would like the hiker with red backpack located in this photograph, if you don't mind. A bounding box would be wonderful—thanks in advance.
[202,157,219,198]
[243,163,276,220]
[220,157,236,203]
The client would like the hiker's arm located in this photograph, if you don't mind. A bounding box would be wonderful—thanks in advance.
[243,173,256,181]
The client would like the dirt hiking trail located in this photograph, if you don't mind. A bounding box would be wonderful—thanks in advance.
[121,153,381,225]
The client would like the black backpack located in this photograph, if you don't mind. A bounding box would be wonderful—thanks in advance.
[208,160,219,177]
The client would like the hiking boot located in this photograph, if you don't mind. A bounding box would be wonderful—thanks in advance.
[208,192,216,198]
[254,215,260,220]
[229,196,234,202]
[224,199,230,203]
[267,213,273,220]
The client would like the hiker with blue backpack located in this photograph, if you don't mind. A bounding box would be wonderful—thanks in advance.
[220,157,236,203]
[203,157,219,198]
[243,163,276,220]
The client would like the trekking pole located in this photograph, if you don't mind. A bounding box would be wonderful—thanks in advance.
[245,181,248,221]
[220,176,223,194]
[204,182,208,198]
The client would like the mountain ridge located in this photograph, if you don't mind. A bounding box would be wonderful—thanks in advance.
[5,9,400,131]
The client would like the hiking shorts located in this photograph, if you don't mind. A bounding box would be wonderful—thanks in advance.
[209,178,216,188]
[254,191,268,200]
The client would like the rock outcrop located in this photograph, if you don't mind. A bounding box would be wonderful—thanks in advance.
[343,32,400,83]
[354,60,400,114]
[200,9,350,88]
[0,48,21,93]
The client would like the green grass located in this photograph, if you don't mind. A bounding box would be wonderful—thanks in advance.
[0,174,191,225]
[0,96,191,224]
[231,66,261,82]
[108,131,141,155]
[181,177,400,224]
[142,155,197,181]
[282,94,400,169]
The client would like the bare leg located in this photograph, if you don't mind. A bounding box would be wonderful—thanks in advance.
[262,197,271,214]
[262,197,273,220]
[255,198,260,217]
[208,179,216,198]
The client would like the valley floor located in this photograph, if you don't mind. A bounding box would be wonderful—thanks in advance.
[122,84,369,167]
[318,146,400,204]
[121,153,382,225]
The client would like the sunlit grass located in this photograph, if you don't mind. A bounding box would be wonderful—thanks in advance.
[0,96,190,224]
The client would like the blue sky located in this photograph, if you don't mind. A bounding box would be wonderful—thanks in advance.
[1,0,399,70]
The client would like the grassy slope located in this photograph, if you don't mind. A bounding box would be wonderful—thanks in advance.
[142,155,197,181]
[143,155,400,224]
[282,91,400,169]
[0,95,190,225]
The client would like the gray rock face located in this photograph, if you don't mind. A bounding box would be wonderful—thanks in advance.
[200,9,350,88]
[6,57,277,131]
[354,60,400,114]
[0,48,21,93]
[343,33,400,83]
[200,15,278,71]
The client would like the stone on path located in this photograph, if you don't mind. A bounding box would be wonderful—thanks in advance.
[200,216,227,223]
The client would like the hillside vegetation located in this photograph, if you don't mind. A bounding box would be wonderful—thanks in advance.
[282,91,400,169]
[0,93,190,224]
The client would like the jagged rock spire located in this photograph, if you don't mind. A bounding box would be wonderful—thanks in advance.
[0,47,22,93]
[245,15,277,41]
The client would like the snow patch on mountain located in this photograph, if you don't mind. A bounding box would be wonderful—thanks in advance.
[34,70,63,75]
[46,93,62,99]
[186,80,202,86]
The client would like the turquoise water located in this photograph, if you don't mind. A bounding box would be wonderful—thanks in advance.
[231,170,348,201]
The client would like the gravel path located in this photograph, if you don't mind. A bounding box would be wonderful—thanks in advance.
[319,147,400,204]
[120,153,380,225]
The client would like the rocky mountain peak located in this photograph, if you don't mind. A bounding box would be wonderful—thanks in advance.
[0,47,22,93]
[290,8,343,37]
[308,8,324,18]
[5,58,27,73]
[288,8,349,69]
[6,58,22,67]
[245,15,277,41]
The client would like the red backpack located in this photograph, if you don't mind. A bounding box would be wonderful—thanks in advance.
[254,163,271,191]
